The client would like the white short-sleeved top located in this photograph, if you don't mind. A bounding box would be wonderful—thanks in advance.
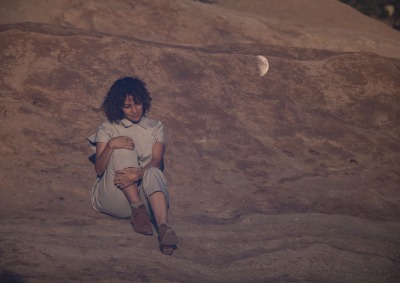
[94,116,165,168]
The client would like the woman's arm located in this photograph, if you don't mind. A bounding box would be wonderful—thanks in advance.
[138,141,165,176]
[114,142,165,186]
[95,136,135,176]
[95,142,113,176]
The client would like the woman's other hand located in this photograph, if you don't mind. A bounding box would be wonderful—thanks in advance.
[108,136,135,150]
[114,167,141,188]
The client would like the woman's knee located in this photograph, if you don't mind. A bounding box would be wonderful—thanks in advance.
[110,148,139,170]
[143,167,166,184]
[142,167,168,196]
[144,166,162,177]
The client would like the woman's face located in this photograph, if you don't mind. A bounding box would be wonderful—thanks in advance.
[122,95,143,123]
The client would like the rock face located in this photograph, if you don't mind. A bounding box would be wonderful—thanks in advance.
[0,0,399,282]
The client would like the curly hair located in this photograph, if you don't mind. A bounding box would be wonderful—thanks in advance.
[102,77,152,123]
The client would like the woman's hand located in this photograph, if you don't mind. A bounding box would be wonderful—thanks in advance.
[108,136,135,150]
[114,167,141,188]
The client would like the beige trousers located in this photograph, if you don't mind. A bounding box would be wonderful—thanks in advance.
[91,148,169,219]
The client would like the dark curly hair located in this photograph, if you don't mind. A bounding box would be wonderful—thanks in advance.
[102,77,152,123]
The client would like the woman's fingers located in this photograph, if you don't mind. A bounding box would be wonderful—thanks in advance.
[116,168,128,174]
[123,137,135,149]
[114,170,134,188]
[111,136,135,149]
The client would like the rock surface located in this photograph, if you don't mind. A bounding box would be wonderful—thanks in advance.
[0,0,399,282]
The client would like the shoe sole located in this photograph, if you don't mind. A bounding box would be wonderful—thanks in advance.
[136,229,153,235]
[132,221,153,235]
[160,244,174,255]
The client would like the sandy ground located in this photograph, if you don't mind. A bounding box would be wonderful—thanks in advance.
[1,0,400,282]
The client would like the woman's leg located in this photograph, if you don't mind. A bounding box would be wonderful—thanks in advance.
[92,149,153,235]
[139,167,170,224]
[120,185,140,204]
[108,149,141,205]
[93,148,139,217]
[92,179,132,218]
[149,192,168,226]
[140,167,178,254]
[96,148,153,234]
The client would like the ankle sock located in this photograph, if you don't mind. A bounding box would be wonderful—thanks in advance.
[130,201,143,209]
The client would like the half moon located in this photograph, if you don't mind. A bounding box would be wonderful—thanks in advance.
[256,55,269,76]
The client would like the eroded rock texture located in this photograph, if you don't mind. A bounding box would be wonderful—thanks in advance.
[0,1,399,282]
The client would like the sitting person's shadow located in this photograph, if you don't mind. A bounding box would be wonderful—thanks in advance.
[88,153,96,165]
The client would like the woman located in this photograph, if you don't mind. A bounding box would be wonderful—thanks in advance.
[90,76,178,255]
